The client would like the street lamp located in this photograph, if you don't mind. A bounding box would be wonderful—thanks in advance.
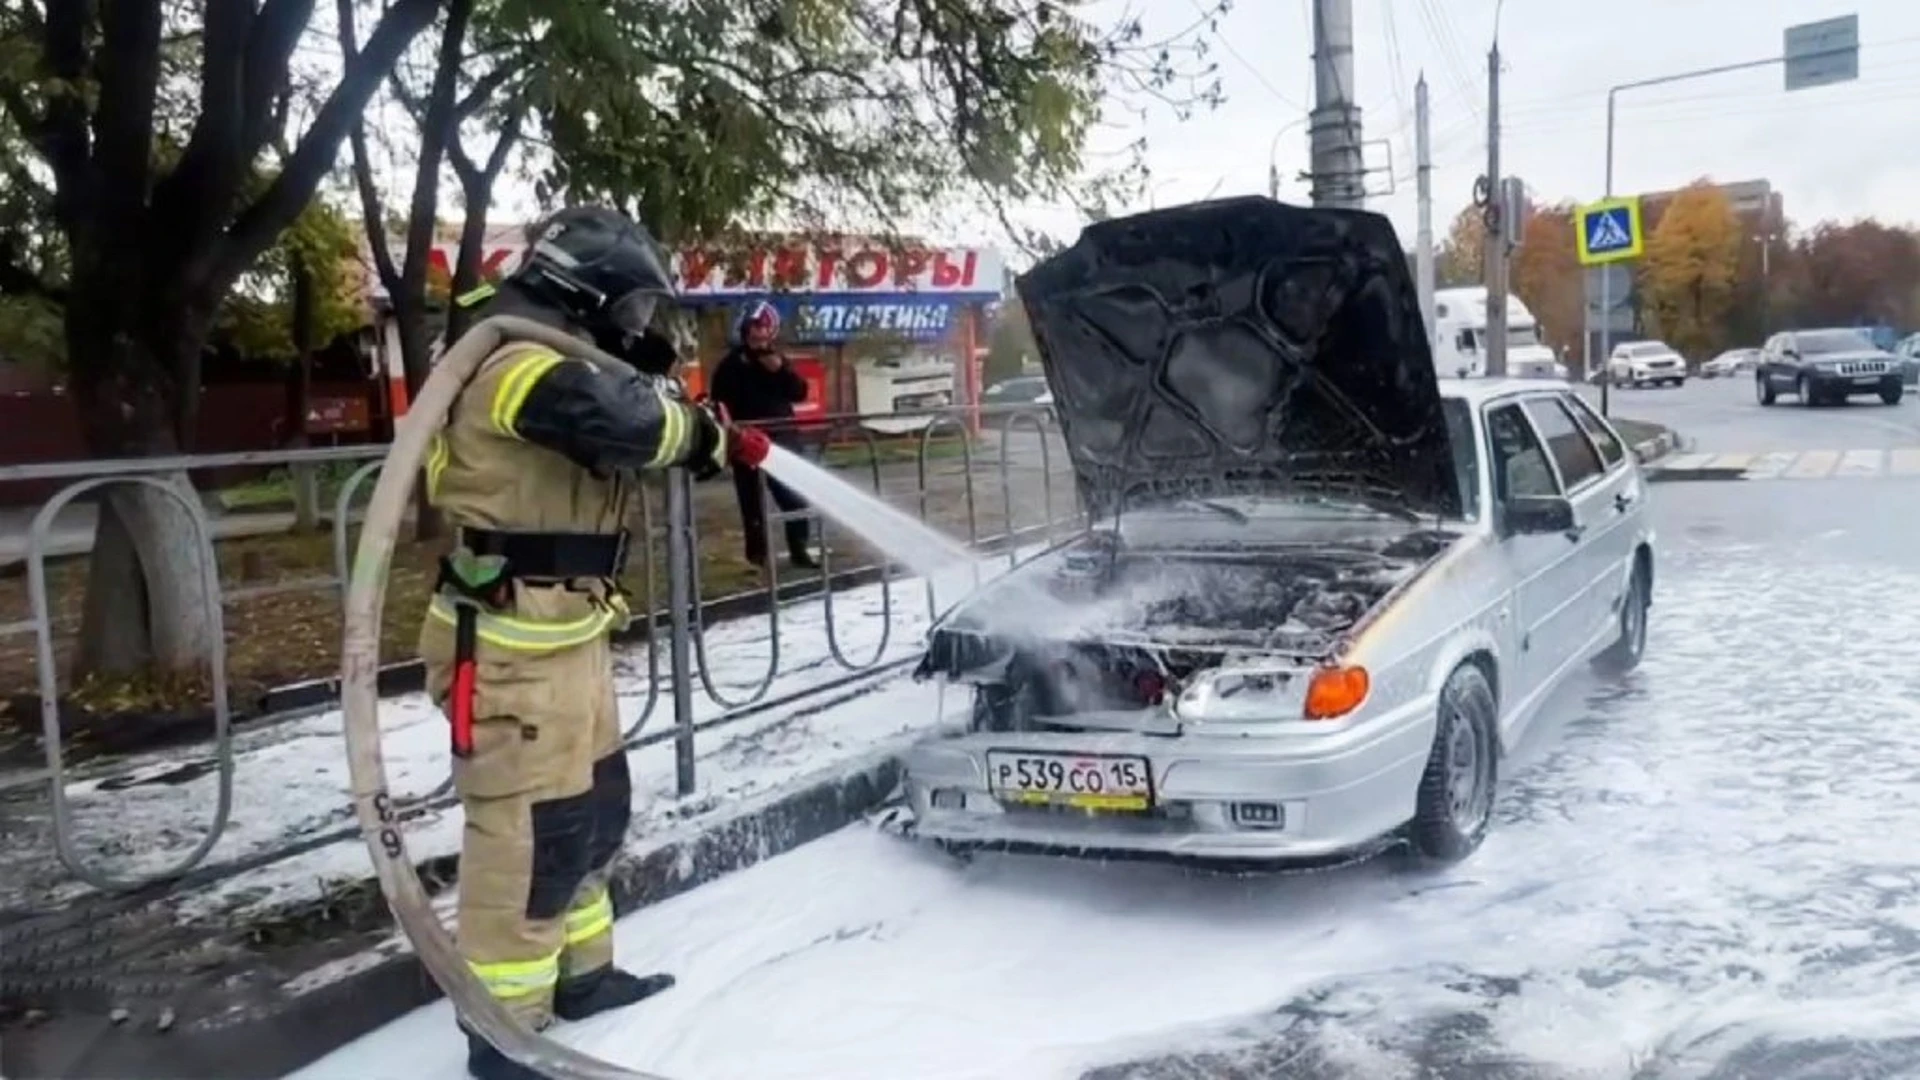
[1592,16,1858,415]
[1266,115,1311,199]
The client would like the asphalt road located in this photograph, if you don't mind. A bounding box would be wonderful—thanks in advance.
[296,389,1920,1080]
[1580,373,1920,453]
[1083,387,1920,1076]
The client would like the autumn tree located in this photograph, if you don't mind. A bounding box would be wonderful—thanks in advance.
[1436,205,1486,288]
[1511,200,1584,362]
[1776,220,1920,331]
[0,1,440,679]
[1638,180,1741,360]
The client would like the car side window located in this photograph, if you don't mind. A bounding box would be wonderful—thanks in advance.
[1485,403,1560,501]
[1523,397,1604,489]
[1561,394,1625,468]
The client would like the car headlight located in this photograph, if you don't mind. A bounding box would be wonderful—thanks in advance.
[1172,664,1370,723]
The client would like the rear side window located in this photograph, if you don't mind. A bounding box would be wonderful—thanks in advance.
[1523,397,1604,489]
[1485,403,1559,500]
[1562,394,1625,468]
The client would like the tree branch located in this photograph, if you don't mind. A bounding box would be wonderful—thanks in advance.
[37,0,93,227]
[92,0,163,245]
[212,0,441,291]
[154,0,248,247]
[396,0,473,296]
[454,57,522,118]
[337,0,398,292]
[239,0,312,158]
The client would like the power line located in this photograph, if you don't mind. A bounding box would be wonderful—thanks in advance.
[1192,0,1307,111]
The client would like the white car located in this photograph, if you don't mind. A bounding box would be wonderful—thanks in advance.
[1701,348,1759,378]
[902,198,1656,869]
[1608,341,1687,388]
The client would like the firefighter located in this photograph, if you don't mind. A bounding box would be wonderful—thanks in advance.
[420,205,769,1080]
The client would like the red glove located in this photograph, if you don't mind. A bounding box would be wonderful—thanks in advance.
[704,400,772,469]
[731,424,771,469]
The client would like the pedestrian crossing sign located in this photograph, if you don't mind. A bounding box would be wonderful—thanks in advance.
[1576,197,1644,266]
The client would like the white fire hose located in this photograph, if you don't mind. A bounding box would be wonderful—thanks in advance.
[341,315,674,1080]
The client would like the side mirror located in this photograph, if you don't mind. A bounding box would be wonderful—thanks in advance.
[1504,495,1576,536]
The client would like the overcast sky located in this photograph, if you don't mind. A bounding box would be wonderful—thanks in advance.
[990,0,1920,262]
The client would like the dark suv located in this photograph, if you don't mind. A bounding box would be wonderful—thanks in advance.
[1756,328,1903,406]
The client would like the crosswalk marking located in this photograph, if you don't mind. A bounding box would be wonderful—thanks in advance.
[1838,449,1884,477]
[1785,450,1840,479]
[1649,449,1920,481]
[1744,451,1798,479]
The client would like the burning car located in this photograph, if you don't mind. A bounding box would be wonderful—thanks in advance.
[901,197,1656,867]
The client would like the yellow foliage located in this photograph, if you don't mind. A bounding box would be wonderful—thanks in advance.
[1638,179,1742,359]
[1512,201,1585,361]
[1437,205,1486,288]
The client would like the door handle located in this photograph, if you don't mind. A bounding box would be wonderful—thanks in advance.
[1613,491,1635,513]
[1563,524,1586,542]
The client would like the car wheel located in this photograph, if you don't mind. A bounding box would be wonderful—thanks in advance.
[1797,374,1816,406]
[1883,384,1904,406]
[1594,556,1651,677]
[1405,663,1498,865]
[1756,373,1776,405]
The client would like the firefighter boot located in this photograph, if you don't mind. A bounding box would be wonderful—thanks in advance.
[464,1028,548,1080]
[553,966,677,1022]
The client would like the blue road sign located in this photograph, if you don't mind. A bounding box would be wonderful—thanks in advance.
[1575,197,1644,266]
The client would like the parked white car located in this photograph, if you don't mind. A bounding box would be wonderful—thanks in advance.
[901,198,1656,869]
[1608,341,1687,388]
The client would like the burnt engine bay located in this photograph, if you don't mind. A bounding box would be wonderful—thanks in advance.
[916,529,1451,730]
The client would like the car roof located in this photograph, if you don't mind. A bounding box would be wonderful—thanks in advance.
[1436,377,1575,405]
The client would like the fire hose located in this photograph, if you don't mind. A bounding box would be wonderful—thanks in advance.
[341,315,674,1080]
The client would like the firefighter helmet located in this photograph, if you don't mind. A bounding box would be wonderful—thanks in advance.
[514,206,676,339]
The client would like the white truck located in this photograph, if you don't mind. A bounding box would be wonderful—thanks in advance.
[1430,286,1566,381]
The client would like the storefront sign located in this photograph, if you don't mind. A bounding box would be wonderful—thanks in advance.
[364,233,1006,302]
[676,243,1003,298]
[773,298,964,343]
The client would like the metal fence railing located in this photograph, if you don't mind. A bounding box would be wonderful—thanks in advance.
[0,402,1084,896]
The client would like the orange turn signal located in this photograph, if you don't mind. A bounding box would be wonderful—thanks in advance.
[1303,665,1370,720]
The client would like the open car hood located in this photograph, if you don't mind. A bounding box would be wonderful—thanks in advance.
[1016,197,1460,519]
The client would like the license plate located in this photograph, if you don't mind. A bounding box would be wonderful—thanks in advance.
[986,750,1153,811]
[1856,376,1881,385]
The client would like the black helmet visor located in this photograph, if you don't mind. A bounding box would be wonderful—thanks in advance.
[607,289,662,336]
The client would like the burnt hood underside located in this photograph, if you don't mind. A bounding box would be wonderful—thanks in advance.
[1016,196,1460,518]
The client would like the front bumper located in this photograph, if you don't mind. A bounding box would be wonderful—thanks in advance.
[1629,366,1685,382]
[1809,371,1899,395]
[901,700,1437,862]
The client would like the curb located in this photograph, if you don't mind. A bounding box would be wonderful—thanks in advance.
[0,752,908,1080]
[1631,429,1682,465]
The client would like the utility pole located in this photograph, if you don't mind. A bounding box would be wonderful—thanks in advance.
[1483,42,1509,376]
[1308,0,1365,209]
[1415,74,1436,350]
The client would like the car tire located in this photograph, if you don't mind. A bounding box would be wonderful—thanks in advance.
[1883,384,1904,406]
[1405,663,1499,866]
[1797,374,1816,406]
[1756,374,1776,406]
[1594,556,1651,677]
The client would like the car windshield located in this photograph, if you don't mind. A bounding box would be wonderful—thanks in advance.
[1629,343,1670,357]
[1797,329,1873,353]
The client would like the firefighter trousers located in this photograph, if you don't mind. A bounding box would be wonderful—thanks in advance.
[424,631,630,1030]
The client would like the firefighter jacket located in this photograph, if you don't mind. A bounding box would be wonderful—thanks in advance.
[420,336,719,660]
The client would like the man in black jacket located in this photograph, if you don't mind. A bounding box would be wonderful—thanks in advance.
[708,300,819,569]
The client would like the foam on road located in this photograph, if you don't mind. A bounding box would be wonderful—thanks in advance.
[301,527,1920,1079]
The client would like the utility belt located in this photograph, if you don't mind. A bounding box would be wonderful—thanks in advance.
[434,527,629,760]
